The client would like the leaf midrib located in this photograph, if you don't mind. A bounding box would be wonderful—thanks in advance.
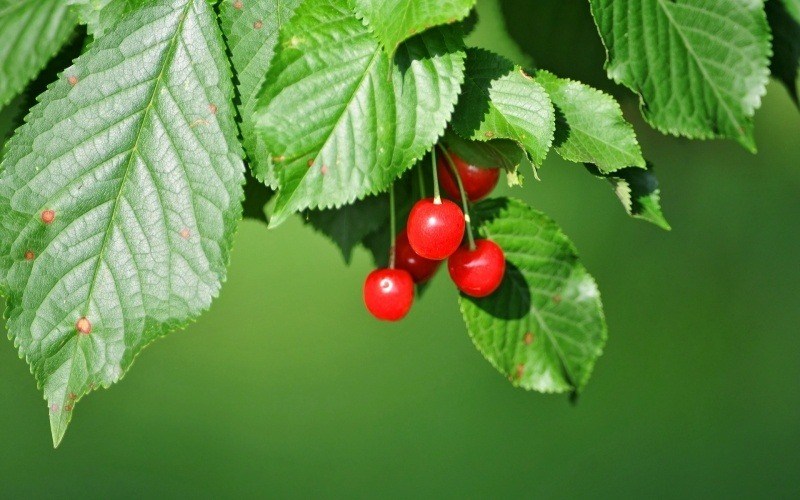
[51,0,194,442]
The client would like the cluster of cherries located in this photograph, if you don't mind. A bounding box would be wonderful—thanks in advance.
[364,149,507,321]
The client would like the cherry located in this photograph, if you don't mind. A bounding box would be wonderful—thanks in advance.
[406,198,465,260]
[395,228,440,283]
[448,239,506,298]
[363,268,414,321]
[438,151,501,202]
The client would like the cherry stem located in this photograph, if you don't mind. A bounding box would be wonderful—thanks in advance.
[389,182,397,269]
[417,162,426,198]
[439,146,476,251]
[431,148,441,204]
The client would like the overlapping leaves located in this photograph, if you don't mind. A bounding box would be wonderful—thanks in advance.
[353,0,476,55]
[450,48,555,168]
[253,0,466,227]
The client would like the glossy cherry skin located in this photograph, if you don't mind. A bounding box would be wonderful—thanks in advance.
[363,268,415,321]
[438,152,501,202]
[448,239,506,298]
[395,229,441,283]
[406,198,465,261]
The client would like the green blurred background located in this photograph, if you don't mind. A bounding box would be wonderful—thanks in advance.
[1,1,799,497]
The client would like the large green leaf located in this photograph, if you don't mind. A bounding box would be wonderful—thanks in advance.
[0,0,244,446]
[218,0,301,188]
[589,0,772,152]
[253,0,466,227]
[0,0,78,108]
[450,48,555,169]
[353,0,476,55]
[767,0,800,103]
[460,198,607,393]
[536,70,645,174]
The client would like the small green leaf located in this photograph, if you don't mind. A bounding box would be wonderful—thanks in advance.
[767,0,800,104]
[305,194,389,264]
[0,0,78,108]
[218,0,302,188]
[450,48,555,169]
[587,163,671,231]
[254,0,466,227]
[589,0,771,152]
[353,0,476,55]
[460,197,607,393]
[0,0,244,446]
[442,129,525,172]
[536,70,645,174]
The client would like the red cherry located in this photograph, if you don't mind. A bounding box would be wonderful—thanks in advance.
[363,268,414,321]
[448,239,506,298]
[395,229,440,283]
[406,198,465,260]
[438,152,501,202]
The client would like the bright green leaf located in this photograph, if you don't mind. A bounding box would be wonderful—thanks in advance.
[589,0,771,152]
[450,48,555,169]
[218,0,301,188]
[587,163,671,231]
[353,0,476,55]
[460,197,607,393]
[0,0,244,446]
[0,0,78,108]
[254,0,465,227]
[537,70,645,174]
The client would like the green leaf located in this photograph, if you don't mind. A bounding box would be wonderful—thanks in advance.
[0,0,78,108]
[450,48,555,169]
[218,0,301,188]
[536,70,646,174]
[460,197,607,393]
[254,0,466,227]
[587,163,671,231]
[353,0,476,55]
[589,0,771,152]
[0,0,244,447]
[767,0,800,104]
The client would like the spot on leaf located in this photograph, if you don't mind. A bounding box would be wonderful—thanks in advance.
[24,250,35,261]
[41,210,55,224]
[67,75,78,86]
[76,317,92,335]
